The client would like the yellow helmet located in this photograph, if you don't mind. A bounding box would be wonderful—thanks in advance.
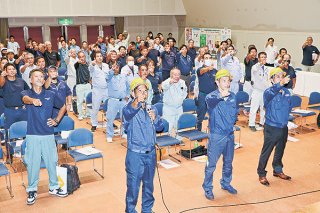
[216,69,232,80]
[130,78,149,91]
[270,67,284,78]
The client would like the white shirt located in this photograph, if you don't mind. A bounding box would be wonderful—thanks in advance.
[7,41,20,55]
[108,43,119,54]
[265,45,278,64]
[65,56,77,77]
[21,64,37,88]
[121,64,139,84]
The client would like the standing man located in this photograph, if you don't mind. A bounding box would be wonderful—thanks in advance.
[202,69,238,200]
[265,38,278,67]
[97,36,107,58]
[89,51,109,132]
[20,53,37,88]
[243,47,258,100]
[21,69,68,205]
[106,63,130,142]
[7,35,20,57]
[75,51,91,120]
[0,63,29,160]
[44,65,72,117]
[221,45,242,93]
[249,52,270,132]
[160,42,176,81]
[123,78,163,213]
[121,56,139,84]
[187,39,197,67]
[44,41,60,68]
[162,68,187,136]
[301,36,319,72]
[69,38,81,54]
[65,49,77,97]
[196,53,217,131]
[278,54,296,94]
[257,68,291,186]
[176,45,193,90]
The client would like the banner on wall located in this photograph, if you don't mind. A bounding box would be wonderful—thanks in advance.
[185,27,231,51]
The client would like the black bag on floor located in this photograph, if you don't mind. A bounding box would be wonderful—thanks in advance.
[180,145,207,159]
[317,113,320,128]
[60,164,81,194]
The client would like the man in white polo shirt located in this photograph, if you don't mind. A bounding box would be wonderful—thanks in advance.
[265,38,278,67]
[7,35,20,57]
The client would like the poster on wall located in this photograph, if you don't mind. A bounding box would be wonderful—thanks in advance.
[185,27,231,50]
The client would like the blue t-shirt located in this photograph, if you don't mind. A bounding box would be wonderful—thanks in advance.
[197,66,217,94]
[176,53,193,76]
[160,51,176,72]
[21,89,63,135]
[1,78,29,107]
[147,49,160,65]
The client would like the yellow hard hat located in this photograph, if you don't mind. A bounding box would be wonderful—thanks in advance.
[130,78,149,91]
[216,69,232,80]
[270,67,284,78]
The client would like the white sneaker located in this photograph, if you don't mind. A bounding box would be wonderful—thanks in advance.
[49,188,68,197]
[107,137,113,143]
[78,116,83,121]
[255,124,264,131]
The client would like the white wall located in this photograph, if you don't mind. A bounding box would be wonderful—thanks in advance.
[124,16,179,43]
[1,0,186,17]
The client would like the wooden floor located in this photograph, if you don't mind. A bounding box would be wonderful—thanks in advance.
[0,108,319,213]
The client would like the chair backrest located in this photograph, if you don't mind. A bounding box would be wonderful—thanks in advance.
[177,113,197,130]
[68,128,93,147]
[54,116,75,133]
[308,92,320,105]
[0,113,4,129]
[9,121,27,140]
[190,74,196,82]
[236,91,249,105]
[183,98,197,113]
[0,147,3,159]
[153,103,163,117]
[190,81,195,93]
[291,95,302,108]
[161,118,169,133]
[21,140,27,156]
[86,92,93,104]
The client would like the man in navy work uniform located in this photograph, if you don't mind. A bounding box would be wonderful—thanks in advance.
[202,69,238,200]
[0,63,29,160]
[123,78,163,213]
[196,52,217,131]
[21,69,68,205]
[257,67,292,186]
[44,65,72,117]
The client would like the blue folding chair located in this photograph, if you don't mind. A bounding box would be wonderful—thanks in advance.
[156,119,182,162]
[20,140,46,188]
[294,67,302,71]
[67,128,104,178]
[182,98,197,113]
[54,116,75,146]
[0,148,13,197]
[235,91,250,127]
[0,98,5,116]
[308,92,320,111]
[153,102,163,117]
[191,69,196,75]
[0,114,5,144]
[8,121,27,172]
[290,95,316,133]
[177,113,209,159]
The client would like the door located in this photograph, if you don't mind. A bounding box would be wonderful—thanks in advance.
[8,27,25,51]
[50,26,63,51]
[28,27,43,43]
[87,25,99,44]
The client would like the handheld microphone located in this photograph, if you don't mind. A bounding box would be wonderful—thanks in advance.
[146,104,154,124]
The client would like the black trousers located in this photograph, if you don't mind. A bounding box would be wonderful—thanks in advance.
[257,124,288,177]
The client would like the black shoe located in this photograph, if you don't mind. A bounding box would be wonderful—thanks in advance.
[26,191,37,205]
[49,188,68,197]
[113,123,118,129]
[249,126,257,132]
[91,126,97,132]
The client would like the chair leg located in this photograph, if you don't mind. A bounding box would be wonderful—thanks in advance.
[93,158,104,179]
[6,174,14,197]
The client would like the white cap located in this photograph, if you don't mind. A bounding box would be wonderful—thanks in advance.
[6,49,14,54]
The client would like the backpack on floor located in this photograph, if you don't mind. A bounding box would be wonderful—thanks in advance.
[72,99,78,115]
[317,113,320,128]
[60,164,81,194]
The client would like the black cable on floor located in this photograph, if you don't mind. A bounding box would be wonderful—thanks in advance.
[179,189,320,213]
[156,164,171,213]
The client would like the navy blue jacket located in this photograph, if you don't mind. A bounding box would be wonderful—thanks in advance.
[264,83,291,128]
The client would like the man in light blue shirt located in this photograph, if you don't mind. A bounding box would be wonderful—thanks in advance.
[69,38,80,54]
[89,51,110,132]
[106,64,130,142]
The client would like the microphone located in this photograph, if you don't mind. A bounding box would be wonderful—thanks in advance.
[146,104,153,124]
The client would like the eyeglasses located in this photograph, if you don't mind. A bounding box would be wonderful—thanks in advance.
[283,60,290,63]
